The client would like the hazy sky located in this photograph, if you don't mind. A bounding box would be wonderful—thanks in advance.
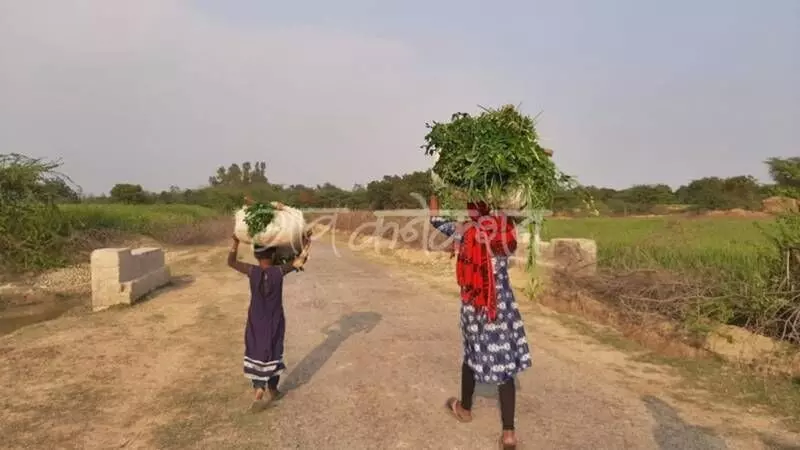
[1,0,797,195]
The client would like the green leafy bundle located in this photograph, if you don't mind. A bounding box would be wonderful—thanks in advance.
[422,104,573,210]
[243,202,275,237]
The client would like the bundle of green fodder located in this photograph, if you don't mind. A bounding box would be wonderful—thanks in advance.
[423,104,571,212]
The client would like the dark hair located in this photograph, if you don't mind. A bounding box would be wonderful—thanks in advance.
[254,246,277,262]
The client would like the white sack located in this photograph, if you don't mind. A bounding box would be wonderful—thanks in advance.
[234,204,307,251]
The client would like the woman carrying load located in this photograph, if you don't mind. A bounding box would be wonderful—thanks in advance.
[429,195,531,450]
[228,201,312,411]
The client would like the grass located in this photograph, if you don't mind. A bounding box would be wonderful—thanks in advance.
[61,203,221,234]
[329,212,778,278]
[541,216,776,279]
[539,215,796,344]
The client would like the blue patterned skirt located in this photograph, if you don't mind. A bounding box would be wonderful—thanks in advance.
[460,257,532,384]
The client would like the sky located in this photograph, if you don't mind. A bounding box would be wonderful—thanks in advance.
[0,0,797,195]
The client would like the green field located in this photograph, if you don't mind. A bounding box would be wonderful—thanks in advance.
[541,216,776,280]
[57,206,782,282]
[59,207,779,279]
[60,203,221,235]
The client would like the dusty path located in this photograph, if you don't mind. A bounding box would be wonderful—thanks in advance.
[1,243,798,449]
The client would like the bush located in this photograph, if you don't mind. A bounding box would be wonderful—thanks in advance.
[0,154,74,272]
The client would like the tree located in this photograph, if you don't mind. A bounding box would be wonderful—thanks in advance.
[292,185,317,206]
[583,186,618,202]
[315,183,349,208]
[110,183,149,204]
[674,175,763,211]
[208,166,227,186]
[366,176,404,209]
[208,161,269,187]
[191,158,800,214]
[551,188,583,213]
[765,157,800,198]
[677,177,727,210]
[722,175,762,210]
[621,184,675,205]
[226,164,242,186]
[360,172,433,210]
[347,184,369,209]
[251,161,268,184]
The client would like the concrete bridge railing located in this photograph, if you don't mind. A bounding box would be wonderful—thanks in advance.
[90,247,171,312]
[516,233,598,276]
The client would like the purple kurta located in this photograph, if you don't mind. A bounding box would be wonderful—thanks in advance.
[243,266,287,381]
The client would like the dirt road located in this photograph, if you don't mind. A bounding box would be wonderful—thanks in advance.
[1,243,798,449]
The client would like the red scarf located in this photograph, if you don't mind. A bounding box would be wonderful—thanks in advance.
[456,202,517,321]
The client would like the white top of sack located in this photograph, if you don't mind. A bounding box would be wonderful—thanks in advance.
[233,203,306,249]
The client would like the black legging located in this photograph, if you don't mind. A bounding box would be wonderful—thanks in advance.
[460,363,516,430]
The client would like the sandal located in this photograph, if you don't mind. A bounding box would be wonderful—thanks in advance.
[444,397,472,423]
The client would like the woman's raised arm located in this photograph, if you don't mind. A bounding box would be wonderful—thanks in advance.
[227,236,252,275]
[429,195,458,237]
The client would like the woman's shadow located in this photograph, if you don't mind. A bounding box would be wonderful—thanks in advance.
[281,311,382,392]
[642,395,728,450]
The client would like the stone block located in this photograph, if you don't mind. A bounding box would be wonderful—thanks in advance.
[538,241,554,261]
[90,247,171,312]
[550,238,597,276]
[511,239,557,269]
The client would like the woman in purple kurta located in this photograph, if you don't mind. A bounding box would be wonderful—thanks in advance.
[228,230,310,410]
